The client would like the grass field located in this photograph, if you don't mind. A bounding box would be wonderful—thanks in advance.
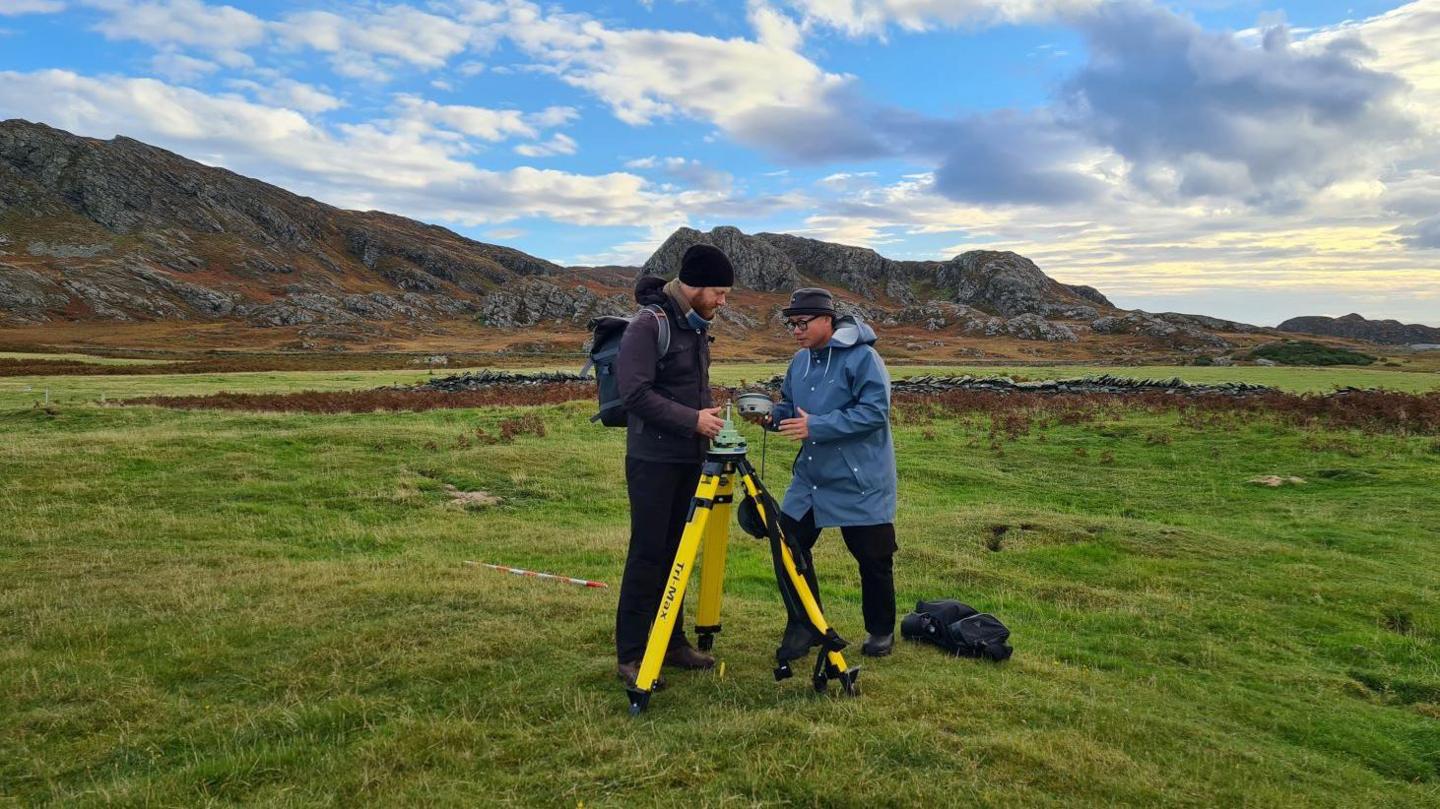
[0,352,174,366]
[2,363,1437,806]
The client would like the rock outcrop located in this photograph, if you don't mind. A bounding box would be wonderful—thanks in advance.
[642,226,1112,319]
[0,263,69,324]
[1091,311,1232,351]
[1277,313,1440,346]
[642,226,802,293]
[475,280,630,328]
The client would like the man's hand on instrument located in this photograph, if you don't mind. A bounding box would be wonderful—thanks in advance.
[696,406,725,438]
[778,408,810,441]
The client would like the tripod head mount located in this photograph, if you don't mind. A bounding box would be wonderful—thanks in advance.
[708,402,748,456]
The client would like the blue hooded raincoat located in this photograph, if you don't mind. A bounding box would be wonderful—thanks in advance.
[769,315,897,528]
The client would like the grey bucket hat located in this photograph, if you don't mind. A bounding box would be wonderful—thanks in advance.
[781,287,836,317]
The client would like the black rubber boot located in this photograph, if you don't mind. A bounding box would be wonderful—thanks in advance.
[861,633,893,657]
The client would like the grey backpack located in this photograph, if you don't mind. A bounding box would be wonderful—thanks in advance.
[582,304,670,426]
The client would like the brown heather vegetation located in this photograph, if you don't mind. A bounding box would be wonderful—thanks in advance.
[124,382,595,413]
[893,389,1440,436]
[0,352,577,376]
[122,383,1440,435]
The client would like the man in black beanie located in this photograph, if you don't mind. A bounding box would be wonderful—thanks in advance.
[613,243,734,689]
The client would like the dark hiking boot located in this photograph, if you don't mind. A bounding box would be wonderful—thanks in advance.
[617,660,665,690]
[861,633,894,657]
[663,645,716,670]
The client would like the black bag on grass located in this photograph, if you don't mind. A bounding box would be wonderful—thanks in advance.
[901,599,1012,661]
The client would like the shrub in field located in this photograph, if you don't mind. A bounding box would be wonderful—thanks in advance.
[1246,340,1376,366]
[498,413,546,442]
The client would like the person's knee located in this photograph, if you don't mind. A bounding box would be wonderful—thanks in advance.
[856,556,893,582]
[782,516,820,550]
[622,550,671,584]
[843,533,894,565]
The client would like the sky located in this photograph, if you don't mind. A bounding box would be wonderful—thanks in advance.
[0,0,1436,326]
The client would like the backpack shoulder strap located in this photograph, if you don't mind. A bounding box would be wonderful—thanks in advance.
[643,303,671,356]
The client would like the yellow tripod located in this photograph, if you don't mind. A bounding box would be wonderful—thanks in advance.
[626,406,860,715]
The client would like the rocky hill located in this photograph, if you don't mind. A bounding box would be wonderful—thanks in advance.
[1277,313,1440,346]
[640,226,1255,350]
[642,226,1111,318]
[0,119,629,337]
[1,119,1267,355]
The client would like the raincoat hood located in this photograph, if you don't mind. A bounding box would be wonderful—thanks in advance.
[826,315,877,350]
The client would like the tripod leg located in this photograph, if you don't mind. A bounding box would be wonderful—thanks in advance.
[628,472,722,715]
[775,528,861,696]
[737,466,860,697]
[694,473,733,652]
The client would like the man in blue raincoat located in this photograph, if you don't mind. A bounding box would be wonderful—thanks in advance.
[746,287,899,657]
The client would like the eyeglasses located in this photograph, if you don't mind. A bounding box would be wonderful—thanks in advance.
[784,317,818,332]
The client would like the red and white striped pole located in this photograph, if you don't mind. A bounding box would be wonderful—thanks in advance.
[466,561,608,589]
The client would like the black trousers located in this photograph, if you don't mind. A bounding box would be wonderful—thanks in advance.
[780,509,898,636]
[615,457,703,663]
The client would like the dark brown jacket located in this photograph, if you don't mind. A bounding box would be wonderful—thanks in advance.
[616,277,713,463]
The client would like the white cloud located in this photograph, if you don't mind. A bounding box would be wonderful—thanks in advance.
[228,78,345,114]
[623,156,732,190]
[783,0,1099,37]
[396,96,538,141]
[275,5,482,80]
[88,0,265,65]
[1047,8,1415,209]
[527,105,579,128]
[818,170,877,188]
[502,0,852,136]
[749,1,803,50]
[149,51,217,83]
[570,222,678,266]
[794,214,904,246]
[1299,0,1440,111]
[393,98,577,149]
[0,0,66,15]
[514,133,577,157]
[798,168,1440,323]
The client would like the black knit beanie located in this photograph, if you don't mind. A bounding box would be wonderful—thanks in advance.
[678,244,735,287]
